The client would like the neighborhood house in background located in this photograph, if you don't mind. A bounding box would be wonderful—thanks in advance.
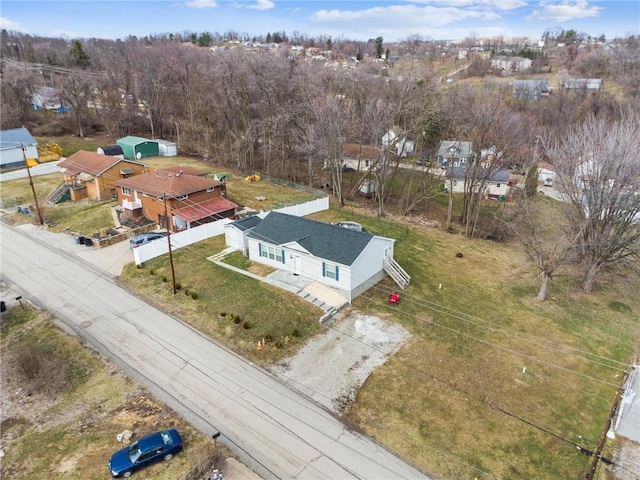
[0,127,39,171]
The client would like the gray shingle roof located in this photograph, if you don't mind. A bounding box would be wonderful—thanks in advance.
[231,215,263,231]
[247,212,374,266]
[0,128,37,150]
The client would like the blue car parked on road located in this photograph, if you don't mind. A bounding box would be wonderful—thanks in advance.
[109,429,183,478]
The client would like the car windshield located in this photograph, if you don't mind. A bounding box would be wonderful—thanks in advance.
[127,442,142,463]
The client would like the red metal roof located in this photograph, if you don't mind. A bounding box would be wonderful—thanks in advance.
[172,197,238,223]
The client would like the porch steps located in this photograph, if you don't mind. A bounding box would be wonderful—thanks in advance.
[46,182,70,205]
[384,258,411,289]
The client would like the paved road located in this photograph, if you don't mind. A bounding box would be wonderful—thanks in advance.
[0,224,430,480]
[0,160,63,182]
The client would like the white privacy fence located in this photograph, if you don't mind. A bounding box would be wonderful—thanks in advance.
[133,196,329,265]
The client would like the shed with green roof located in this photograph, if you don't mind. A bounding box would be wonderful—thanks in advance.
[116,136,159,160]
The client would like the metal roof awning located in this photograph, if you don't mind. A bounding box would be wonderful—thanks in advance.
[173,197,238,223]
[120,167,135,175]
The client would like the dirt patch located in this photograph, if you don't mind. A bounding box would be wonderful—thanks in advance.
[269,310,411,415]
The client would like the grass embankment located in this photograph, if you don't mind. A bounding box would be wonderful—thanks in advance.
[0,303,217,480]
[119,205,639,480]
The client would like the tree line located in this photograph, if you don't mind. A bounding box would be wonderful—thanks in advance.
[1,31,639,297]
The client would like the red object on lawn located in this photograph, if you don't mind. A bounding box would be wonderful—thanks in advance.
[389,292,400,305]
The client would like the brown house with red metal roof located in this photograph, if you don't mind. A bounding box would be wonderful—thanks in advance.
[115,170,237,232]
[57,150,147,202]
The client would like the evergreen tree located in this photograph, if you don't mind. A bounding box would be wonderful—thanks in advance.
[374,36,384,58]
[68,40,90,68]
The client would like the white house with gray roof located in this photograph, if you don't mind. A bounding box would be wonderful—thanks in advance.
[226,211,409,302]
[0,127,38,171]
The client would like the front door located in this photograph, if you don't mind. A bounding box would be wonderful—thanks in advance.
[293,254,302,275]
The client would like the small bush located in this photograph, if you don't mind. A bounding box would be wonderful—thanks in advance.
[242,321,252,330]
[191,292,198,300]
[136,264,142,269]
[162,276,168,283]
[220,311,227,317]
[175,283,182,290]
[226,314,234,321]
[149,269,155,275]
[265,334,273,343]
[233,316,242,325]
[184,289,190,296]
[274,341,283,349]
[292,328,301,338]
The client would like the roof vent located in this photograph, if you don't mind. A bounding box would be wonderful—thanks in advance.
[335,221,363,232]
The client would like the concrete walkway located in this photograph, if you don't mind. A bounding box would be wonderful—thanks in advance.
[207,248,349,321]
[616,365,639,442]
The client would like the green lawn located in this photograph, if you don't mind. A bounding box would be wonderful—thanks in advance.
[118,205,639,480]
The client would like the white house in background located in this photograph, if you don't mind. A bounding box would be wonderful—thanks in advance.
[341,144,380,171]
[0,127,38,170]
[224,211,409,302]
[491,56,532,72]
[31,87,62,110]
[537,162,557,185]
[445,167,512,199]
[382,128,414,158]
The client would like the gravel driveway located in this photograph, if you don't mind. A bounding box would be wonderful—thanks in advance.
[269,311,411,415]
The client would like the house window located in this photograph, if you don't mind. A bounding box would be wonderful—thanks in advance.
[177,194,188,200]
[259,244,285,264]
[364,160,370,167]
[121,187,132,195]
[206,186,215,193]
[323,262,339,281]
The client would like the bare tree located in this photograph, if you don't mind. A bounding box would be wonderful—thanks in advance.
[544,112,640,292]
[504,193,578,300]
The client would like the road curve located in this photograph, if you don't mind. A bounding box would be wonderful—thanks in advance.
[0,224,430,480]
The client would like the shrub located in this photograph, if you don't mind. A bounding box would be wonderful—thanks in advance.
[220,311,227,317]
[233,316,242,325]
[184,289,190,296]
[149,269,155,275]
[191,292,198,300]
[242,321,252,330]
[274,341,283,349]
[162,276,168,283]
[292,328,301,338]
[265,334,273,343]
[176,283,182,290]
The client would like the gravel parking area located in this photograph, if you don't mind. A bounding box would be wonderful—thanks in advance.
[269,311,411,415]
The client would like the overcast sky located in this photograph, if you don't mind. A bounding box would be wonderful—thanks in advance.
[1,1,638,42]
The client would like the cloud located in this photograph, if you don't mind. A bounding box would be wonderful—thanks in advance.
[0,16,26,32]
[184,0,217,9]
[411,0,526,10]
[247,0,275,10]
[312,4,490,31]
[526,0,601,22]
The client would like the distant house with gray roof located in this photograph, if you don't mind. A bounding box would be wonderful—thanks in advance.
[224,211,409,301]
[0,127,38,171]
[444,167,512,199]
[562,78,602,90]
[512,79,550,100]
[436,140,473,168]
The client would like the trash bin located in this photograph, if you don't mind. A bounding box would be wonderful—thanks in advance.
[78,237,85,245]
[74,237,81,244]
[84,238,93,247]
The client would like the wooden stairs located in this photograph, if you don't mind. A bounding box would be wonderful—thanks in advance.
[47,182,70,205]
[384,257,410,289]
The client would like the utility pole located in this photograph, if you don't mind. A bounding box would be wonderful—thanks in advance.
[23,143,44,225]
[584,371,627,479]
[163,194,177,295]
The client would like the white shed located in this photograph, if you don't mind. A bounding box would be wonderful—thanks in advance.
[156,139,177,157]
